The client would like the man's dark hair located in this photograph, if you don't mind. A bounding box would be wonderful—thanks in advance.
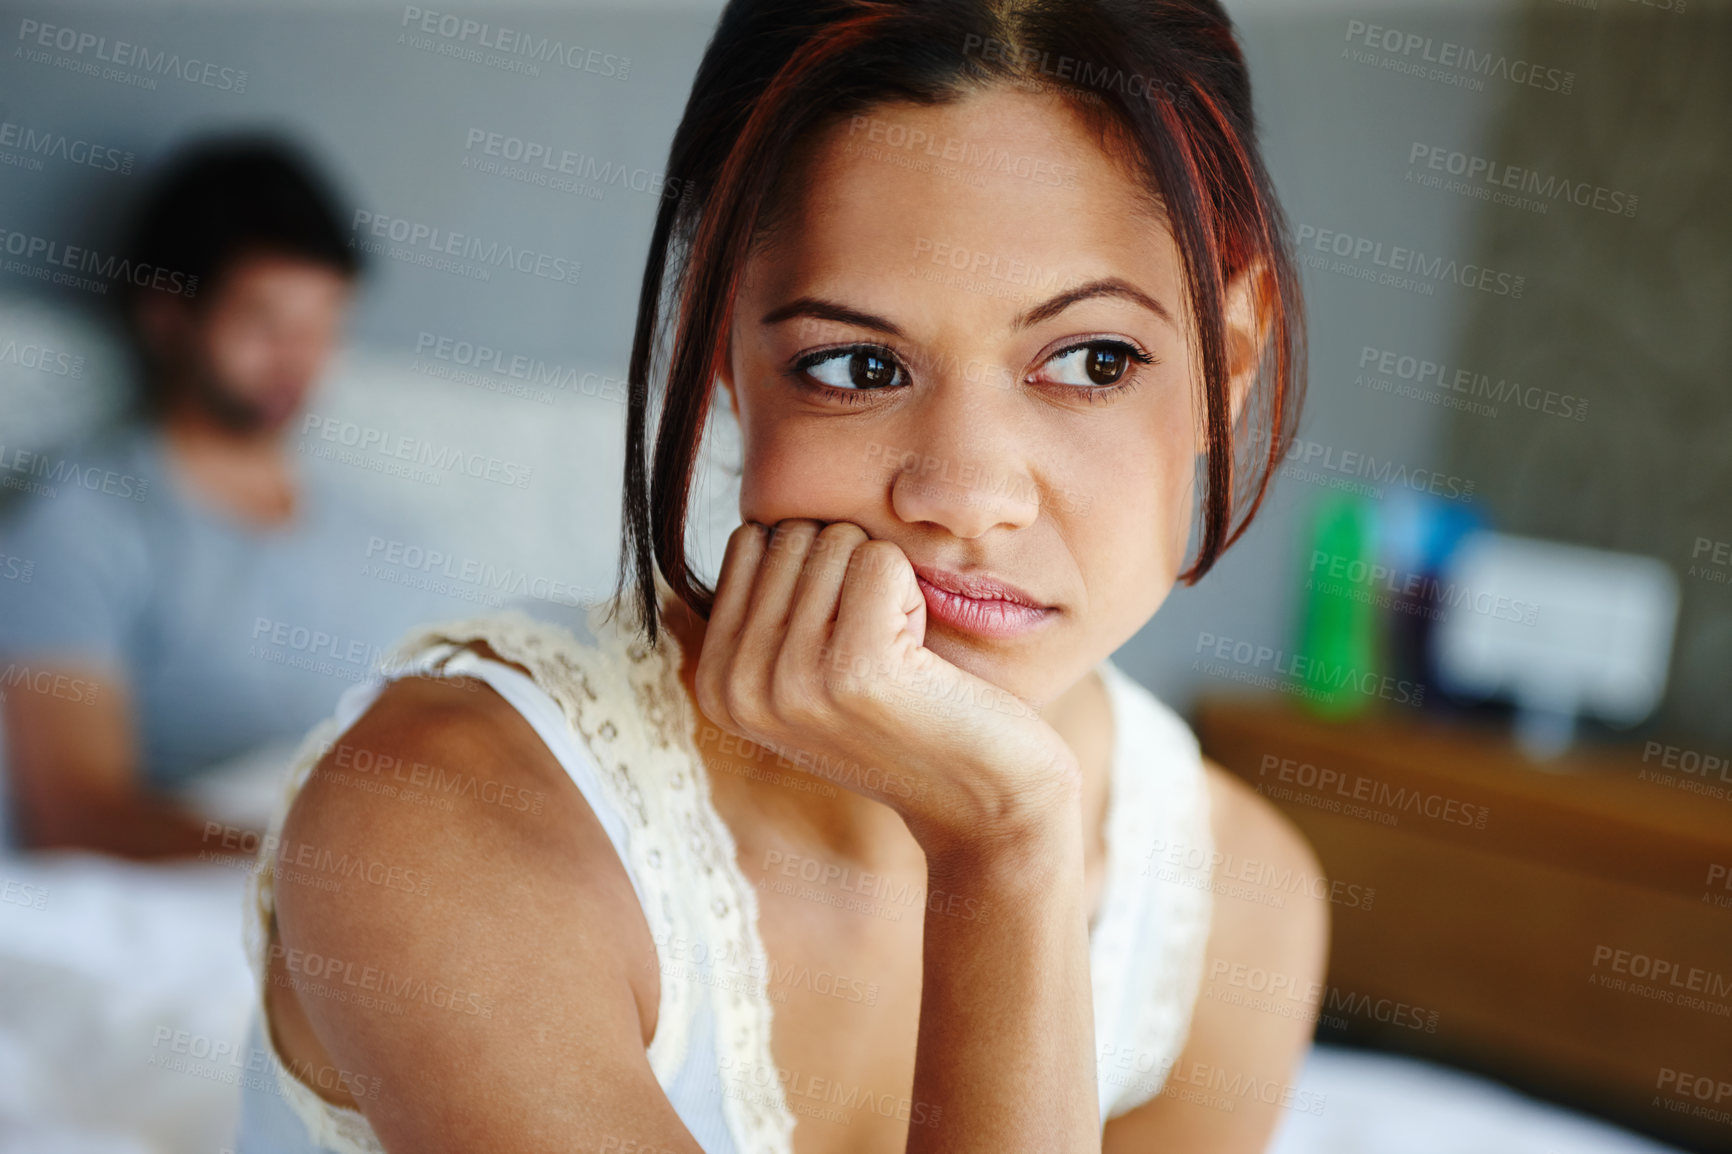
[115,133,362,413]
[117,132,361,315]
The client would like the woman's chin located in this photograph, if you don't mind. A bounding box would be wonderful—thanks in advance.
[920,627,1050,705]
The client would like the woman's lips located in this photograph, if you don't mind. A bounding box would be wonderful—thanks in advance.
[911,566,1056,640]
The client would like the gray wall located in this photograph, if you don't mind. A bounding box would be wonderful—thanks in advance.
[7,0,1697,737]
[0,3,717,367]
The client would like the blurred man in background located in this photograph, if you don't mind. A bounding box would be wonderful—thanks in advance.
[0,135,448,858]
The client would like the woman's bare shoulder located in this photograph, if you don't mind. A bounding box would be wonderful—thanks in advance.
[1200,758,1331,960]
[269,673,683,1150]
[275,670,657,978]
[280,672,610,874]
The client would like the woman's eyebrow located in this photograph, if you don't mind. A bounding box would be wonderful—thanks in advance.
[1012,277,1174,330]
[759,276,1170,336]
[760,296,905,337]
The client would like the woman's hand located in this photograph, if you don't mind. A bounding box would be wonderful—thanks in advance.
[693,518,1081,858]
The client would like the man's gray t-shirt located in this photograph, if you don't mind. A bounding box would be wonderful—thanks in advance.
[0,425,466,788]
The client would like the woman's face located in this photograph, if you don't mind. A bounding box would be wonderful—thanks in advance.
[725,85,1248,708]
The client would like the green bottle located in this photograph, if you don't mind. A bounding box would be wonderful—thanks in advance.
[1295,492,1379,718]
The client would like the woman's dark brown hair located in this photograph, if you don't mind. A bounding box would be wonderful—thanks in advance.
[612,0,1306,647]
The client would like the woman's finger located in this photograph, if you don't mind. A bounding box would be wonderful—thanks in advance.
[694,521,767,726]
[785,522,868,673]
[830,539,923,689]
[733,518,819,719]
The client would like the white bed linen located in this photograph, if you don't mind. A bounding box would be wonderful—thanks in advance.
[1269,1045,1685,1154]
[0,852,254,1154]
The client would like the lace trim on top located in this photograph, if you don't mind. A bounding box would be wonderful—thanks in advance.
[242,579,795,1154]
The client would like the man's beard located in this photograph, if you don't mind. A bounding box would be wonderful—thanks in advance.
[181,367,288,435]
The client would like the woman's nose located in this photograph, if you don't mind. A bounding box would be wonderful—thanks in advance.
[884,379,1041,539]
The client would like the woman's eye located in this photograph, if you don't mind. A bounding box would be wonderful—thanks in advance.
[1037,341,1148,388]
[803,347,903,391]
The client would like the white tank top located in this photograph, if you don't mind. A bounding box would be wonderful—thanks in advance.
[236,585,1216,1153]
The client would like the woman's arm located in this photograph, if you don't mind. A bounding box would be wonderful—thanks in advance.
[910,792,1101,1153]
[271,672,708,1154]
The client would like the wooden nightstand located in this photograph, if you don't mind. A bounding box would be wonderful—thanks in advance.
[1194,695,1732,1153]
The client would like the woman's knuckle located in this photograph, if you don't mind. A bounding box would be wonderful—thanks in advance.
[694,668,719,714]
[716,667,749,718]
[825,671,866,711]
[850,539,902,581]
[768,663,817,722]
[731,695,769,737]
[813,521,867,560]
